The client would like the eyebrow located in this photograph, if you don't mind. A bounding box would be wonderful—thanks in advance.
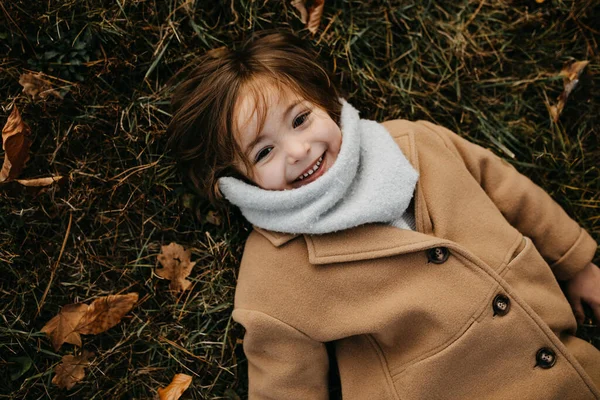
[243,100,302,156]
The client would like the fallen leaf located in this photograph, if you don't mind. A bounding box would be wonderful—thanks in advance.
[1,107,32,182]
[9,356,33,381]
[307,0,325,34]
[76,293,139,335]
[16,175,63,187]
[52,350,94,390]
[19,73,63,100]
[291,0,325,34]
[291,0,309,24]
[550,60,589,122]
[157,373,193,400]
[156,243,196,292]
[206,210,221,225]
[42,293,138,350]
[41,303,89,351]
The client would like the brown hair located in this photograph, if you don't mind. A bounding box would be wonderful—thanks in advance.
[166,30,342,206]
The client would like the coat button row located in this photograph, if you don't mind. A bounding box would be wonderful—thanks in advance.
[427,247,449,264]
[536,348,556,369]
[492,294,510,316]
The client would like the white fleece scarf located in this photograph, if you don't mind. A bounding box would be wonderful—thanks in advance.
[218,100,419,235]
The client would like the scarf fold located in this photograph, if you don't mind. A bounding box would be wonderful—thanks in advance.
[218,100,419,235]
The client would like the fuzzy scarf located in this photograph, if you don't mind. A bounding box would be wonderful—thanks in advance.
[218,100,419,235]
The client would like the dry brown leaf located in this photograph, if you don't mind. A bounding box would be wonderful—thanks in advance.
[206,210,222,225]
[291,0,325,34]
[157,373,193,400]
[156,243,196,292]
[1,107,32,182]
[16,175,64,187]
[307,0,325,34]
[550,60,589,122]
[52,350,94,390]
[76,293,139,335]
[19,73,63,101]
[41,303,89,351]
[291,0,309,23]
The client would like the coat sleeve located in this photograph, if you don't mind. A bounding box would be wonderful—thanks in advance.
[232,308,330,400]
[416,120,597,280]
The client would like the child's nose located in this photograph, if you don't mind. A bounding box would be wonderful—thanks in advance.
[285,139,310,164]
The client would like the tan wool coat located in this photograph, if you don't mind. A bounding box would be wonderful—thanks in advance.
[232,119,600,399]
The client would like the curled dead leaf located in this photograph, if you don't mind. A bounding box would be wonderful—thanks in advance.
[1,107,32,182]
[291,0,325,34]
[206,210,222,225]
[41,303,89,351]
[307,0,325,34]
[76,293,139,335]
[52,350,94,390]
[41,293,138,350]
[550,60,589,122]
[156,243,196,292]
[19,73,64,101]
[157,373,193,400]
[291,0,309,23]
[16,175,64,187]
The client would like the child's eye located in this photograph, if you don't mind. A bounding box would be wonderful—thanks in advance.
[293,111,311,129]
[255,147,273,163]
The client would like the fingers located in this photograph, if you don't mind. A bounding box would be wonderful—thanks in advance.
[568,296,585,325]
[592,304,600,324]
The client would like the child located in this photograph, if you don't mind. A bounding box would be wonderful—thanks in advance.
[167,31,600,399]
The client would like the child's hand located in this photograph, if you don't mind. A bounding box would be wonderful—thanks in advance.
[565,262,600,324]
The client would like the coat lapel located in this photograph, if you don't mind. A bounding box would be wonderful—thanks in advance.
[253,129,443,264]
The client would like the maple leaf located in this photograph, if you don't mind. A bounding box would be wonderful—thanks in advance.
[291,0,325,34]
[19,72,63,101]
[76,293,139,335]
[52,350,94,390]
[549,60,589,122]
[41,303,89,351]
[157,373,193,400]
[156,243,197,292]
[1,106,32,182]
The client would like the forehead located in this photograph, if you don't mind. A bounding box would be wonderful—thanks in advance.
[234,80,302,144]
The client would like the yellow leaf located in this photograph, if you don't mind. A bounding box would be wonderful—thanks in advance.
[1,107,32,182]
[76,293,139,335]
[52,350,94,390]
[156,243,197,292]
[158,373,193,400]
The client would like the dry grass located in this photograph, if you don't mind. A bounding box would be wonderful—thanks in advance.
[0,0,598,398]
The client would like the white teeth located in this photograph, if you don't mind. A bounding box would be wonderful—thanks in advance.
[297,154,324,181]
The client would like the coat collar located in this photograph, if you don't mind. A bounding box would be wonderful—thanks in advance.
[253,126,441,264]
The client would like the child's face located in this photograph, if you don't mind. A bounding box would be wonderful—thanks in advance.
[234,84,342,190]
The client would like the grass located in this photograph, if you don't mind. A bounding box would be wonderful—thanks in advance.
[0,0,599,398]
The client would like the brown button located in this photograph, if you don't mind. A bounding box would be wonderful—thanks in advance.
[427,247,449,264]
[493,294,511,316]
[536,348,556,369]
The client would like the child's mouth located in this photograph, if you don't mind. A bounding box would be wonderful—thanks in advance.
[293,152,326,183]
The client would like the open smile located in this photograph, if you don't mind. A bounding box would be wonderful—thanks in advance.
[293,151,326,184]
